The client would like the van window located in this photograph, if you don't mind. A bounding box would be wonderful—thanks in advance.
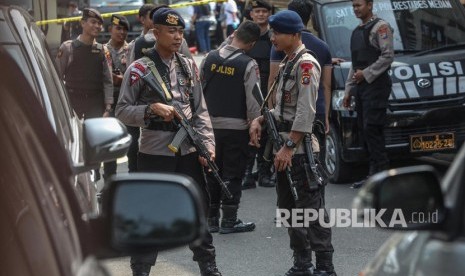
[321,0,465,59]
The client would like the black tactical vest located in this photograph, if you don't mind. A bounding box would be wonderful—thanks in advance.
[134,35,156,61]
[65,41,104,92]
[247,30,272,96]
[351,18,381,70]
[203,50,251,119]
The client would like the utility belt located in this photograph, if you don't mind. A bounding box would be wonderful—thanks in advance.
[145,121,177,132]
[277,120,293,132]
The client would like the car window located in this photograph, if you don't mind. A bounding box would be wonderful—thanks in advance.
[10,8,74,148]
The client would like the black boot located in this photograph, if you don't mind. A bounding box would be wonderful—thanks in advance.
[313,251,337,276]
[130,263,151,276]
[242,153,257,190]
[219,205,255,234]
[208,204,220,233]
[258,160,275,187]
[284,250,314,276]
[198,260,222,276]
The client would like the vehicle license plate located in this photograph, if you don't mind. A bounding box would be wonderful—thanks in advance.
[410,132,455,152]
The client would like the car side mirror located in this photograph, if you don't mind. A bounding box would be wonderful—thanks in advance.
[101,173,206,253]
[353,165,446,230]
[73,118,131,174]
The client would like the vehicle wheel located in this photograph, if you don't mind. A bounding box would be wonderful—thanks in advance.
[324,125,355,183]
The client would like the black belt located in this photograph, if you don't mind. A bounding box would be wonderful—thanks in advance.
[145,121,177,132]
[277,121,293,132]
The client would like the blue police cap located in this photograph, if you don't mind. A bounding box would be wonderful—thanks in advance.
[152,7,185,28]
[269,10,305,34]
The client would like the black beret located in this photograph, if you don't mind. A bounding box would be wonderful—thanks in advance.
[152,7,185,28]
[149,5,169,21]
[251,0,272,10]
[111,14,130,30]
[82,8,103,24]
[269,10,304,34]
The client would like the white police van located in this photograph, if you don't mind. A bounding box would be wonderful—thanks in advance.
[311,0,465,182]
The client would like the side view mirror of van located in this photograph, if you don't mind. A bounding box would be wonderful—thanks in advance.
[74,118,131,174]
[92,173,206,257]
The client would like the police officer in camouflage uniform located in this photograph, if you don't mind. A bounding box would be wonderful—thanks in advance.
[200,21,261,234]
[343,0,394,189]
[102,14,130,180]
[56,8,113,120]
[250,10,336,276]
[116,7,222,276]
[241,0,276,190]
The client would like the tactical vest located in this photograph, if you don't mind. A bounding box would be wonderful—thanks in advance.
[65,40,104,92]
[134,35,156,61]
[247,30,272,96]
[351,18,381,71]
[203,50,251,119]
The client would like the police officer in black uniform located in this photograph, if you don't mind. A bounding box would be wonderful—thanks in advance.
[116,7,221,276]
[241,0,276,190]
[343,0,394,188]
[200,21,261,234]
[56,8,113,120]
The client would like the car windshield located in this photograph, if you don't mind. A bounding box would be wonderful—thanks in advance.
[90,0,144,6]
[320,0,465,59]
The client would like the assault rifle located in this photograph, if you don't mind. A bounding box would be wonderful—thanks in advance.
[141,72,233,199]
[251,84,299,200]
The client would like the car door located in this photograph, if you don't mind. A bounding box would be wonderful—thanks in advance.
[6,6,98,213]
[0,45,82,276]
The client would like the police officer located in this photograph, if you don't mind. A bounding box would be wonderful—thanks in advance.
[102,14,130,180]
[126,3,156,65]
[343,0,394,188]
[116,7,221,276]
[241,0,276,190]
[56,8,113,120]
[62,1,82,42]
[200,21,261,234]
[128,5,193,65]
[250,10,336,276]
[269,0,333,166]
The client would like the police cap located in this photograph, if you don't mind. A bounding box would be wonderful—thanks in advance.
[152,7,185,29]
[82,8,103,24]
[268,10,304,34]
[251,0,272,10]
[111,14,130,30]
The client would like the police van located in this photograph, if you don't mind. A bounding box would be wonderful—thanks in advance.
[311,0,465,182]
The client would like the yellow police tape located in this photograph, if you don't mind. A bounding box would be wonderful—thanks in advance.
[36,0,226,26]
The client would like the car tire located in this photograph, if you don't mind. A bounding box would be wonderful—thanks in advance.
[324,125,355,183]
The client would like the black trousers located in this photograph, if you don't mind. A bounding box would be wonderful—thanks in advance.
[207,129,249,206]
[126,125,140,172]
[131,152,216,265]
[354,72,391,174]
[276,154,334,253]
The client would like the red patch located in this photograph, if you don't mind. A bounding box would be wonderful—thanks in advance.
[130,72,140,86]
[284,91,291,103]
[378,25,388,39]
[133,62,146,74]
[300,62,313,72]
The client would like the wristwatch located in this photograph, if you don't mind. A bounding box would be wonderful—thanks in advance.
[284,139,297,149]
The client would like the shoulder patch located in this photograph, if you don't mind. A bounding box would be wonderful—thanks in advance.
[129,62,146,86]
[377,25,389,39]
[301,71,311,85]
[300,62,313,72]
